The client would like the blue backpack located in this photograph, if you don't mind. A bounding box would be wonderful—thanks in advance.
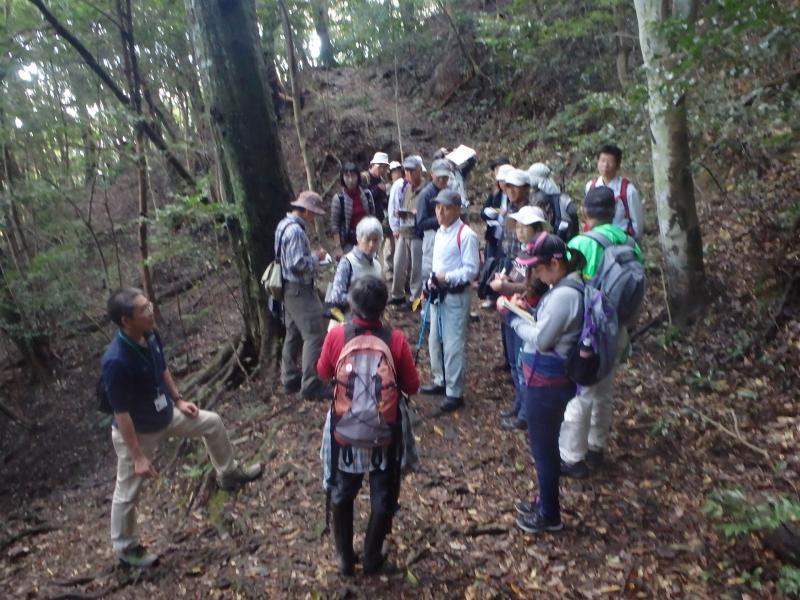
[560,279,620,386]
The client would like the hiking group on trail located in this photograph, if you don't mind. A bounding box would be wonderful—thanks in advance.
[99,143,647,575]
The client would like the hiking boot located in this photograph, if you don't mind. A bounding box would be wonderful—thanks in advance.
[118,544,159,568]
[332,502,355,577]
[217,463,263,492]
[439,396,464,413]
[480,299,494,309]
[514,498,538,517]
[515,511,563,534]
[586,449,605,468]
[301,384,333,402]
[420,383,445,395]
[500,417,527,431]
[283,381,301,395]
[469,311,480,322]
[560,459,589,479]
[363,511,392,575]
[498,407,516,418]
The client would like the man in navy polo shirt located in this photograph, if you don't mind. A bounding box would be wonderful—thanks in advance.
[102,288,262,567]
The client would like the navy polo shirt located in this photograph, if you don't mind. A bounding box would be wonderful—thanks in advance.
[101,329,173,433]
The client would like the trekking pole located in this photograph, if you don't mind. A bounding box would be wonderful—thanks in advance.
[414,295,431,365]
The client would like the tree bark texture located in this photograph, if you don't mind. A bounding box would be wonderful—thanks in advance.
[117,0,156,307]
[633,0,706,325]
[310,0,335,68]
[186,0,294,364]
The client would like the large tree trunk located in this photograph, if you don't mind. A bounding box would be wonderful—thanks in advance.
[186,0,294,370]
[633,0,706,325]
[310,0,335,68]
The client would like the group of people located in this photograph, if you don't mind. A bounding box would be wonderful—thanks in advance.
[98,143,645,577]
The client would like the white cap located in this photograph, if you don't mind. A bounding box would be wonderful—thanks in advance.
[527,162,551,188]
[370,152,390,165]
[388,160,402,171]
[495,164,514,182]
[505,168,530,187]
[509,205,549,227]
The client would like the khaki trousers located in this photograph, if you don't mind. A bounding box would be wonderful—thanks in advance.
[391,234,422,301]
[110,409,236,554]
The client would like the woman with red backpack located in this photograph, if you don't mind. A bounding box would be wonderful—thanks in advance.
[317,276,419,576]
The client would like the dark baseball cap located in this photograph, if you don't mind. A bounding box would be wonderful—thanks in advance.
[583,186,615,218]
[517,232,568,266]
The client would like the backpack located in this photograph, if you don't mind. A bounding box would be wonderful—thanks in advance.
[584,230,647,327]
[331,324,399,448]
[477,255,505,300]
[589,177,634,238]
[560,279,620,386]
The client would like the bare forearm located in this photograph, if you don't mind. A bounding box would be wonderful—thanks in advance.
[116,412,144,460]
[162,368,181,402]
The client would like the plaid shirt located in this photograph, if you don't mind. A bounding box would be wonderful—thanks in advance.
[275,214,318,285]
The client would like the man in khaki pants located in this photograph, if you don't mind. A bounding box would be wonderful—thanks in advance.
[101,288,262,567]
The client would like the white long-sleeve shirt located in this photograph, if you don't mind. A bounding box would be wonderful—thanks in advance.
[585,175,644,240]
[387,178,416,233]
[432,218,480,287]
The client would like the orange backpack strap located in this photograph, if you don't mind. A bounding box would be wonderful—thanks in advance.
[457,222,465,251]
[618,177,634,236]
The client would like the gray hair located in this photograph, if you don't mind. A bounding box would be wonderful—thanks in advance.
[356,216,384,241]
[107,287,146,326]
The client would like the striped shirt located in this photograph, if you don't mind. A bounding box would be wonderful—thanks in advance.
[275,214,318,285]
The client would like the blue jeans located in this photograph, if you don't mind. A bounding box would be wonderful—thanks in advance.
[503,322,526,422]
[524,380,576,523]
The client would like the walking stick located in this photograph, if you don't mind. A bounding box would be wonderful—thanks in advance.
[414,295,431,365]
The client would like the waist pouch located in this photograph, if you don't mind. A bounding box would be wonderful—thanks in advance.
[520,351,572,388]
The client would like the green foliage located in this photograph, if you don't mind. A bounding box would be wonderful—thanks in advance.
[778,565,800,597]
[704,488,800,538]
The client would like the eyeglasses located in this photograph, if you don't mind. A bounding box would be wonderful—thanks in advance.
[136,300,154,315]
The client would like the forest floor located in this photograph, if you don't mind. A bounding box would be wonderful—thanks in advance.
[1,66,798,599]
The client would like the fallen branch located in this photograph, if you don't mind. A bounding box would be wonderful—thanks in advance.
[673,402,770,460]
[464,524,508,537]
[0,524,56,552]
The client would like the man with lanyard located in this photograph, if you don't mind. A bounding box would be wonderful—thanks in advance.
[388,156,425,307]
[276,191,331,401]
[420,189,480,412]
[416,158,451,283]
[585,144,644,241]
[102,288,262,567]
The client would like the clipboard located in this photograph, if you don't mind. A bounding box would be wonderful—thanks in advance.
[500,297,536,324]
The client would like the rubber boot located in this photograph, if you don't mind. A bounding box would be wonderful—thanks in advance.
[331,502,355,576]
[363,511,391,575]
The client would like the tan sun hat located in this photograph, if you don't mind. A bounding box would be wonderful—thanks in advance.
[290,191,325,215]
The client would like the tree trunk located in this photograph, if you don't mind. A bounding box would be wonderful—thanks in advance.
[186,0,294,369]
[310,0,335,68]
[117,0,157,307]
[633,0,705,325]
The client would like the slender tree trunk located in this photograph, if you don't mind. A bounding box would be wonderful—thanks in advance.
[278,0,332,253]
[117,0,157,306]
[633,0,705,324]
[186,0,294,369]
[310,0,335,68]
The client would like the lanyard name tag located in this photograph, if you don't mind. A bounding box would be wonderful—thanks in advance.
[154,393,168,412]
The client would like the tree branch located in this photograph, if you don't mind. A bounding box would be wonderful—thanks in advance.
[28,0,196,188]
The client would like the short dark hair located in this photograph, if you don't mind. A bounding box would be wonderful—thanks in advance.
[348,276,388,321]
[583,187,616,222]
[340,162,360,187]
[107,287,145,326]
[598,144,622,165]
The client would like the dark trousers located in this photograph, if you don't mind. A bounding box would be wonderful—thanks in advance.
[331,468,397,516]
[524,384,576,522]
[503,323,525,422]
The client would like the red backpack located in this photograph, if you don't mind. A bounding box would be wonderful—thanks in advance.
[589,177,634,237]
[332,324,399,448]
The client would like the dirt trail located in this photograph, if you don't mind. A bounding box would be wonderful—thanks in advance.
[2,66,796,599]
